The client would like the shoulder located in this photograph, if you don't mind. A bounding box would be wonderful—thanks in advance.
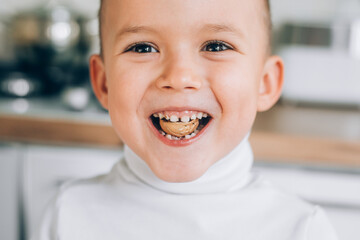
[245,173,338,239]
[246,172,314,211]
[31,161,126,240]
[304,206,338,240]
[56,160,126,204]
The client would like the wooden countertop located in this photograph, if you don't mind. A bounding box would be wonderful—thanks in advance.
[1,110,359,168]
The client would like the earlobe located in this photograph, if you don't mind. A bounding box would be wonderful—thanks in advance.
[89,54,109,110]
[257,56,284,112]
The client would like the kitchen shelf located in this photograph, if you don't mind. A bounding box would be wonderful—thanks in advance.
[0,97,359,168]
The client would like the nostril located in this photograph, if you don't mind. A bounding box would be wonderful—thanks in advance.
[156,69,202,90]
[162,86,196,90]
[185,86,196,90]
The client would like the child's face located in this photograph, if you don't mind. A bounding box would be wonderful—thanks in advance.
[91,0,283,182]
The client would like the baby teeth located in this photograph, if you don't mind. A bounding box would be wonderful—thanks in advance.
[153,112,209,121]
[164,132,197,140]
[181,116,190,122]
[170,115,178,122]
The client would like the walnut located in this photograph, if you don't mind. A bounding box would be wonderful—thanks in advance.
[160,119,199,137]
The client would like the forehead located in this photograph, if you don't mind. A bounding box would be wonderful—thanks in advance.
[102,0,265,37]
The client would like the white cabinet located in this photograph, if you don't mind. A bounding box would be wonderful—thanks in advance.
[253,163,360,240]
[22,144,122,238]
[0,142,21,240]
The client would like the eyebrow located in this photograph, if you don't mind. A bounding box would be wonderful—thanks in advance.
[115,23,244,41]
[115,25,158,41]
[201,23,245,38]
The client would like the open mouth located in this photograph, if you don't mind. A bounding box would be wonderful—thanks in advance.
[150,111,212,141]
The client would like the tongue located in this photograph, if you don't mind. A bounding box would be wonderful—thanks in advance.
[160,119,199,137]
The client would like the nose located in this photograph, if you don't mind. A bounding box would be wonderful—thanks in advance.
[156,54,202,91]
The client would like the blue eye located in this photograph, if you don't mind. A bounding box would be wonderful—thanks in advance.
[125,43,158,53]
[203,41,232,52]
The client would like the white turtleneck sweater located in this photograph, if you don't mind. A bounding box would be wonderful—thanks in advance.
[34,138,338,240]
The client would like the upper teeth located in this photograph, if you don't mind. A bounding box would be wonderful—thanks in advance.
[170,115,178,122]
[152,111,209,122]
[181,116,190,122]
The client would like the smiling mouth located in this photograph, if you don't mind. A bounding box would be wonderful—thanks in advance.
[150,111,212,140]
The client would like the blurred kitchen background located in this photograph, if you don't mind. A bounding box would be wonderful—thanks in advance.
[0,0,359,239]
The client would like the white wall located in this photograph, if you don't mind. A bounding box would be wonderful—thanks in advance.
[270,0,343,25]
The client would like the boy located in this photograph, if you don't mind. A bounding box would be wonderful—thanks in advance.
[35,0,338,239]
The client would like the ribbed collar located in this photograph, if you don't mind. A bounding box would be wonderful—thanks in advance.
[123,135,253,194]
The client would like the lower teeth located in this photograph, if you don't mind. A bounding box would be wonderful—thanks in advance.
[162,131,197,140]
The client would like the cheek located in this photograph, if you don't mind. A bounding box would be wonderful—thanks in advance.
[106,62,150,141]
[210,62,259,111]
[107,61,149,111]
[209,61,259,136]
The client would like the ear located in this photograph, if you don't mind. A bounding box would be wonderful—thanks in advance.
[257,56,284,112]
[89,54,109,110]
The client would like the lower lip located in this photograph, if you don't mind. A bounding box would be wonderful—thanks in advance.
[147,118,212,147]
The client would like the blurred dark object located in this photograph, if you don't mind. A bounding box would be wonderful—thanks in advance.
[0,71,42,97]
[278,16,360,56]
[0,17,13,63]
[279,23,332,47]
[0,2,92,97]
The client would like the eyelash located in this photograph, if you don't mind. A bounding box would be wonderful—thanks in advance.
[124,40,234,53]
[202,40,234,52]
[124,42,158,53]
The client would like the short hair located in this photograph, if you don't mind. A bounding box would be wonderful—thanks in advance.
[98,0,272,56]
[264,0,272,54]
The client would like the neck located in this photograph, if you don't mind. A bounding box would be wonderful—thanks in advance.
[124,136,254,194]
